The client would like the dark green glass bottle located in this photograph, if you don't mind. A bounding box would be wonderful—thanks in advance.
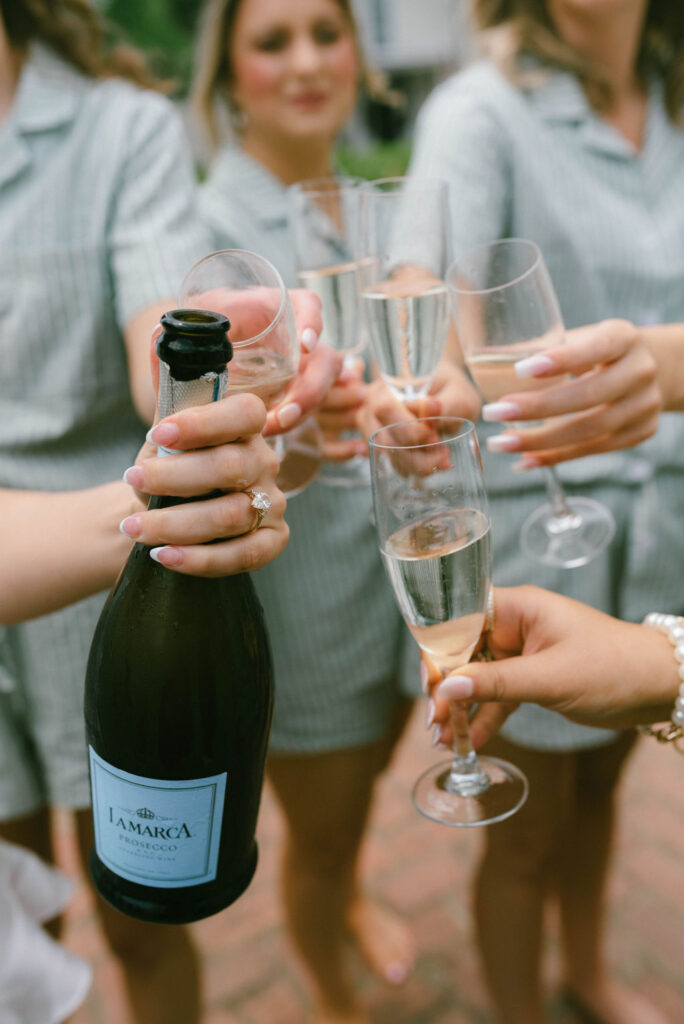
[84,310,273,924]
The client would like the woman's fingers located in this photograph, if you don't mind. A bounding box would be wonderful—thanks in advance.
[126,433,279,498]
[120,479,286,546]
[488,383,662,465]
[264,342,342,436]
[150,518,290,577]
[289,287,324,347]
[513,319,639,379]
[147,392,268,451]
[322,436,368,462]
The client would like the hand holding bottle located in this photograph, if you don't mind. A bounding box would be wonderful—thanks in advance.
[120,389,287,575]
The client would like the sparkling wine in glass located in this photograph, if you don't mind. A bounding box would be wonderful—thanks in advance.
[448,238,616,568]
[357,177,451,403]
[289,176,370,487]
[370,417,528,827]
[180,249,323,497]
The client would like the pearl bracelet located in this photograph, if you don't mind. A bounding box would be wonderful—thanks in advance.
[640,613,684,747]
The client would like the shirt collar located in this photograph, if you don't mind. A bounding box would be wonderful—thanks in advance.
[9,43,83,134]
[520,57,656,160]
[208,146,289,227]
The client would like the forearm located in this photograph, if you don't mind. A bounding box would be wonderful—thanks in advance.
[643,323,684,411]
[0,482,140,624]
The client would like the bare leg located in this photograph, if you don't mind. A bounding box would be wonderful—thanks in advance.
[0,807,62,937]
[558,734,667,1024]
[74,810,200,1024]
[474,737,575,1024]
[347,699,416,985]
[268,741,391,1023]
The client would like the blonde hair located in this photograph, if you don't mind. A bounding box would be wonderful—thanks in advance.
[471,0,684,123]
[1,0,166,90]
[191,0,398,150]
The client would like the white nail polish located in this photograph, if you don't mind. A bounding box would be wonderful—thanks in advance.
[486,433,521,452]
[301,328,319,352]
[482,401,521,422]
[277,402,302,430]
[514,354,554,378]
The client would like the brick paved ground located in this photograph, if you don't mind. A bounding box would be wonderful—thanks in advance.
[56,706,684,1024]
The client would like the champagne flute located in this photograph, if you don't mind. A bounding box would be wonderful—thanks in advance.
[288,176,370,487]
[370,417,528,826]
[180,249,323,497]
[448,238,616,568]
[357,177,452,403]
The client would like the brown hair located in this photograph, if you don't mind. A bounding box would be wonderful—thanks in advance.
[1,0,165,90]
[191,0,397,150]
[471,0,684,123]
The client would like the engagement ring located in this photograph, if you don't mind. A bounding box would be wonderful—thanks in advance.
[245,489,271,531]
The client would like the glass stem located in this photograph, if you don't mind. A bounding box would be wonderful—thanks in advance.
[446,701,490,796]
[542,467,581,531]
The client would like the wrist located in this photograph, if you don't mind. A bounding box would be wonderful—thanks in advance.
[639,613,684,743]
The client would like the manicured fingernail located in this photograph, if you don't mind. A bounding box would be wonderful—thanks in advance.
[338,365,360,383]
[301,328,319,352]
[512,456,541,472]
[514,354,554,378]
[426,698,435,729]
[277,402,302,430]
[482,401,521,422]
[123,466,144,488]
[119,515,142,538]
[438,675,474,701]
[147,421,180,446]
[150,546,183,567]
[486,433,521,452]
[386,962,408,985]
[431,724,442,747]
[420,661,429,693]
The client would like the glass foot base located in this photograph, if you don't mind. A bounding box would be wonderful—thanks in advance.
[520,497,615,569]
[412,756,528,827]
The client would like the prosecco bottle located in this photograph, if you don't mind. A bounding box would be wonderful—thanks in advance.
[84,309,274,924]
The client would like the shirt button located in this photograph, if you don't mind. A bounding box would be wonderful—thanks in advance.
[625,458,653,483]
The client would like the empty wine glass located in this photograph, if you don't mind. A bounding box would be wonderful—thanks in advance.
[370,417,528,827]
[357,177,452,403]
[180,249,323,497]
[448,239,616,568]
[288,176,369,487]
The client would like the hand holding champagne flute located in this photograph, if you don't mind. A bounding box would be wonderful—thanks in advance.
[180,249,325,497]
[448,239,616,568]
[370,417,528,827]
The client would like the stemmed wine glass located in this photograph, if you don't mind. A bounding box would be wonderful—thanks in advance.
[288,176,370,487]
[180,249,324,497]
[448,238,616,568]
[356,177,452,403]
[370,417,528,826]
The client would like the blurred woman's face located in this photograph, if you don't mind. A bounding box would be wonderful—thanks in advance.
[229,0,359,145]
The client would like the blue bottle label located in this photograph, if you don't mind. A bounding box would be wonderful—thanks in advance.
[89,747,226,888]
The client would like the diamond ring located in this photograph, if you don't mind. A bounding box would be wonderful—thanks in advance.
[245,489,272,531]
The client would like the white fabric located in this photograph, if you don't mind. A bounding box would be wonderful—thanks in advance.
[0,840,91,1024]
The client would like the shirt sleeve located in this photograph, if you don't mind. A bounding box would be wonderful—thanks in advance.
[408,72,513,261]
[107,89,211,326]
